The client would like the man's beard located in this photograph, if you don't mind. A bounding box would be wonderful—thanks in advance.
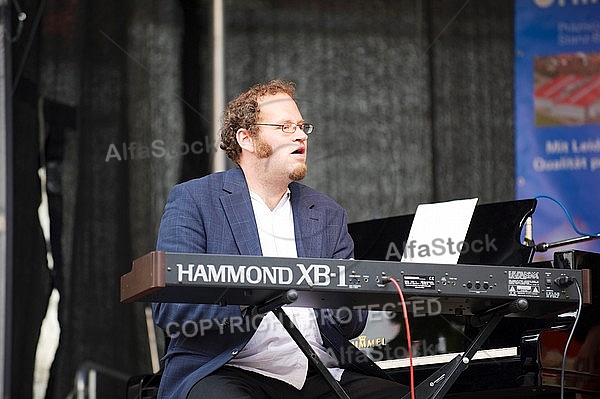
[289,163,307,181]
[255,138,307,181]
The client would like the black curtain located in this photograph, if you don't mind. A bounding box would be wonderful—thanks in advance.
[40,0,145,397]
[222,0,515,221]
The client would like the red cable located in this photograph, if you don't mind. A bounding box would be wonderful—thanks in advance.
[389,277,415,399]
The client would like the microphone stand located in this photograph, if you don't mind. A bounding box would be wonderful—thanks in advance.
[535,234,600,252]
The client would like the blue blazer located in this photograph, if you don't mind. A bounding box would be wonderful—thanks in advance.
[152,168,389,399]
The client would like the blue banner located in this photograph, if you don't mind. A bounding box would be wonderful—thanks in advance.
[515,0,600,258]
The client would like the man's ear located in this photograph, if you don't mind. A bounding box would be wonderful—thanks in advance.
[236,128,255,153]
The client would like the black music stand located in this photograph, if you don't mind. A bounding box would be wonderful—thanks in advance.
[349,199,537,266]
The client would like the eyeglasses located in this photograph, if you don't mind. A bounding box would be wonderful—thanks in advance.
[254,122,314,134]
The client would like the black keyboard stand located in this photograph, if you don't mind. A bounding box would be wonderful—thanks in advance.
[247,289,351,399]
[401,298,530,399]
[249,291,528,399]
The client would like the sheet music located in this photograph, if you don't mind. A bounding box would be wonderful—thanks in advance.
[402,198,478,264]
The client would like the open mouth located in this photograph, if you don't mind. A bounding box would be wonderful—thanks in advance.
[291,146,305,155]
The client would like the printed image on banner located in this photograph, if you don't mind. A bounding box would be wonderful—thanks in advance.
[534,53,600,127]
[515,0,600,259]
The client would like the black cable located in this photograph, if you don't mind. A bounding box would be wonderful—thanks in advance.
[560,278,582,399]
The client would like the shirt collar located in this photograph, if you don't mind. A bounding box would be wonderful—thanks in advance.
[250,188,291,212]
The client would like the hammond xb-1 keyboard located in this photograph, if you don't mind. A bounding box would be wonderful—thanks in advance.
[120,251,591,318]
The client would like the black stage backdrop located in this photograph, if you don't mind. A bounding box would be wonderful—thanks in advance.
[9,0,515,397]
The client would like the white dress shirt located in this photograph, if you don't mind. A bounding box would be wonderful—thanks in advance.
[227,190,344,389]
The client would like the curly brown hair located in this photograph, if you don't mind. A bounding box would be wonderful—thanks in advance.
[219,79,296,164]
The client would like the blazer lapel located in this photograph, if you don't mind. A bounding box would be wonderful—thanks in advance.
[219,172,324,258]
[290,183,324,258]
[220,168,262,256]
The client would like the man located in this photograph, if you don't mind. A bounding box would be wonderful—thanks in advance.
[152,80,409,398]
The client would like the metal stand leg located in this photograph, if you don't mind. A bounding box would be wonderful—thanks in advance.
[247,289,350,399]
[272,308,350,399]
[401,299,529,399]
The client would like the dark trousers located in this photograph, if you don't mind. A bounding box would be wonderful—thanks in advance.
[187,364,410,399]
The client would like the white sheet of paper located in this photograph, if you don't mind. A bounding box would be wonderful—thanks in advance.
[401,198,478,264]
